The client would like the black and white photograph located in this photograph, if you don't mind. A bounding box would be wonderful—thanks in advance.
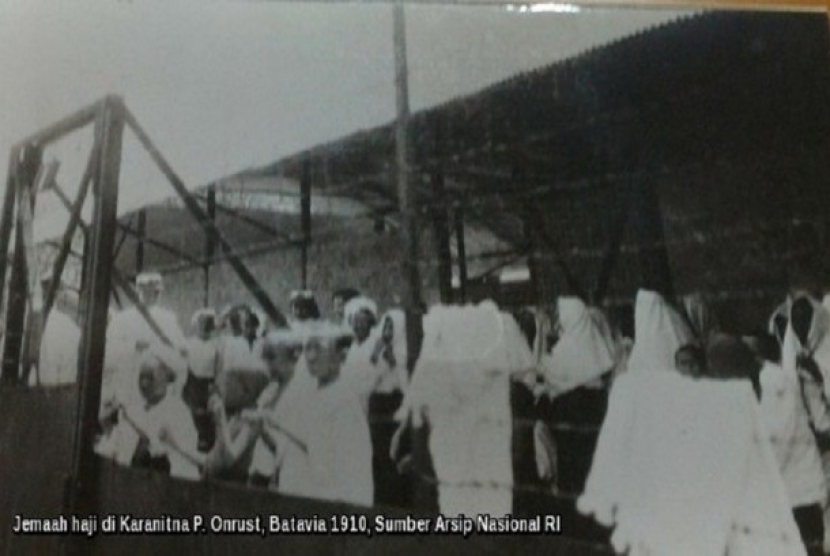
[1,0,829,554]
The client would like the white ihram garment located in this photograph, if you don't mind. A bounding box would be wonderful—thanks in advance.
[578,369,804,556]
[399,302,533,516]
[539,297,615,397]
[626,289,694,374]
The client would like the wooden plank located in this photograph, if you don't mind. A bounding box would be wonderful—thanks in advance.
[429,174,454,303]
[453,204,468,303]
[0,148,20,321]
[1,145,42,385]
[135,209,146,274]
[300,158,312,289]
[13,98,101,150]
[67,98,124,536]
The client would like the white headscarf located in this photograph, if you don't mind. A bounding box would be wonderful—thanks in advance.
[540,297,616,396]
[781,295,830,396]
[627,289,694,374]
[343,296,378,330]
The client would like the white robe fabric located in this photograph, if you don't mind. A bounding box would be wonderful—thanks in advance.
[758,361,826,509]
[539,297,615,397]
[36,310,80,385]
[141,394,201,480]
[106,305,188,388]
[274,375,373,506]
[578,369,804,556]
[399,301,533,516]
[780,296,830,397]
[342,309,409,398]
[186,337,219,379]
[626,289,694,374]
[778,295,830,550]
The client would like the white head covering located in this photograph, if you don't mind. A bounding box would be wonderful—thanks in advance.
[681,293,718,347]
[541,297,616,396]
[626,289,694,374]
[135,271,163,290]
[343,296,378,328]
[781,295,830,379]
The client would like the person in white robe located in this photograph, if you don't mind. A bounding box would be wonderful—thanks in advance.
[183,308,221,451]
[396,302,534,516]
[247,329,303,487]
[779,294,830,552]
[105,272,188,396]
[270,323,372,506]
[97,345,202,481]
[578,335,805,555]
[218,304,265,377]
[34,283,81,386]
[536,297,616,398]
[341,296,379,402]
[746,333,827,555]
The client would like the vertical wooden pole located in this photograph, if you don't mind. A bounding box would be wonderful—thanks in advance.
[1,145,42,385]
[634,175,673,299]
[67,98,124,530]
[394,1,422,363]
[453,203,468,303]
[0,148,20,320]
[430,173,453,303]
[522,199,544,307]
[394,1,432,511]
[300,159,312,290]
[135,208,146,275]
[205,184,216,307]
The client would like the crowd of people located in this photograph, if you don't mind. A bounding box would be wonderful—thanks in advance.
[28,265,830,554]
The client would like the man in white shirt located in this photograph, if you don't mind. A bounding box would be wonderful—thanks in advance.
[271,323,373,506]
[101,345,203,481]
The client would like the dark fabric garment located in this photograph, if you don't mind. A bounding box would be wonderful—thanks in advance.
[182,372,216,452]
[793,503,824,556]
[182,372,213,410]
[511,381,610,544]
[130,436,171,474]
[368,391,411,508]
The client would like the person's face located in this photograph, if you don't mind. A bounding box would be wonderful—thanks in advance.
[675,350,702,378]
[261,342,301,383]
[138,285,160,306]
[292,301,314,321]
[138,364,167,406]
[791,298,814,347]
[352,310,374,342]
[303,336,342,383]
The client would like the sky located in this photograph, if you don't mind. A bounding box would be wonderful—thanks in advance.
[0,0,691,240]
